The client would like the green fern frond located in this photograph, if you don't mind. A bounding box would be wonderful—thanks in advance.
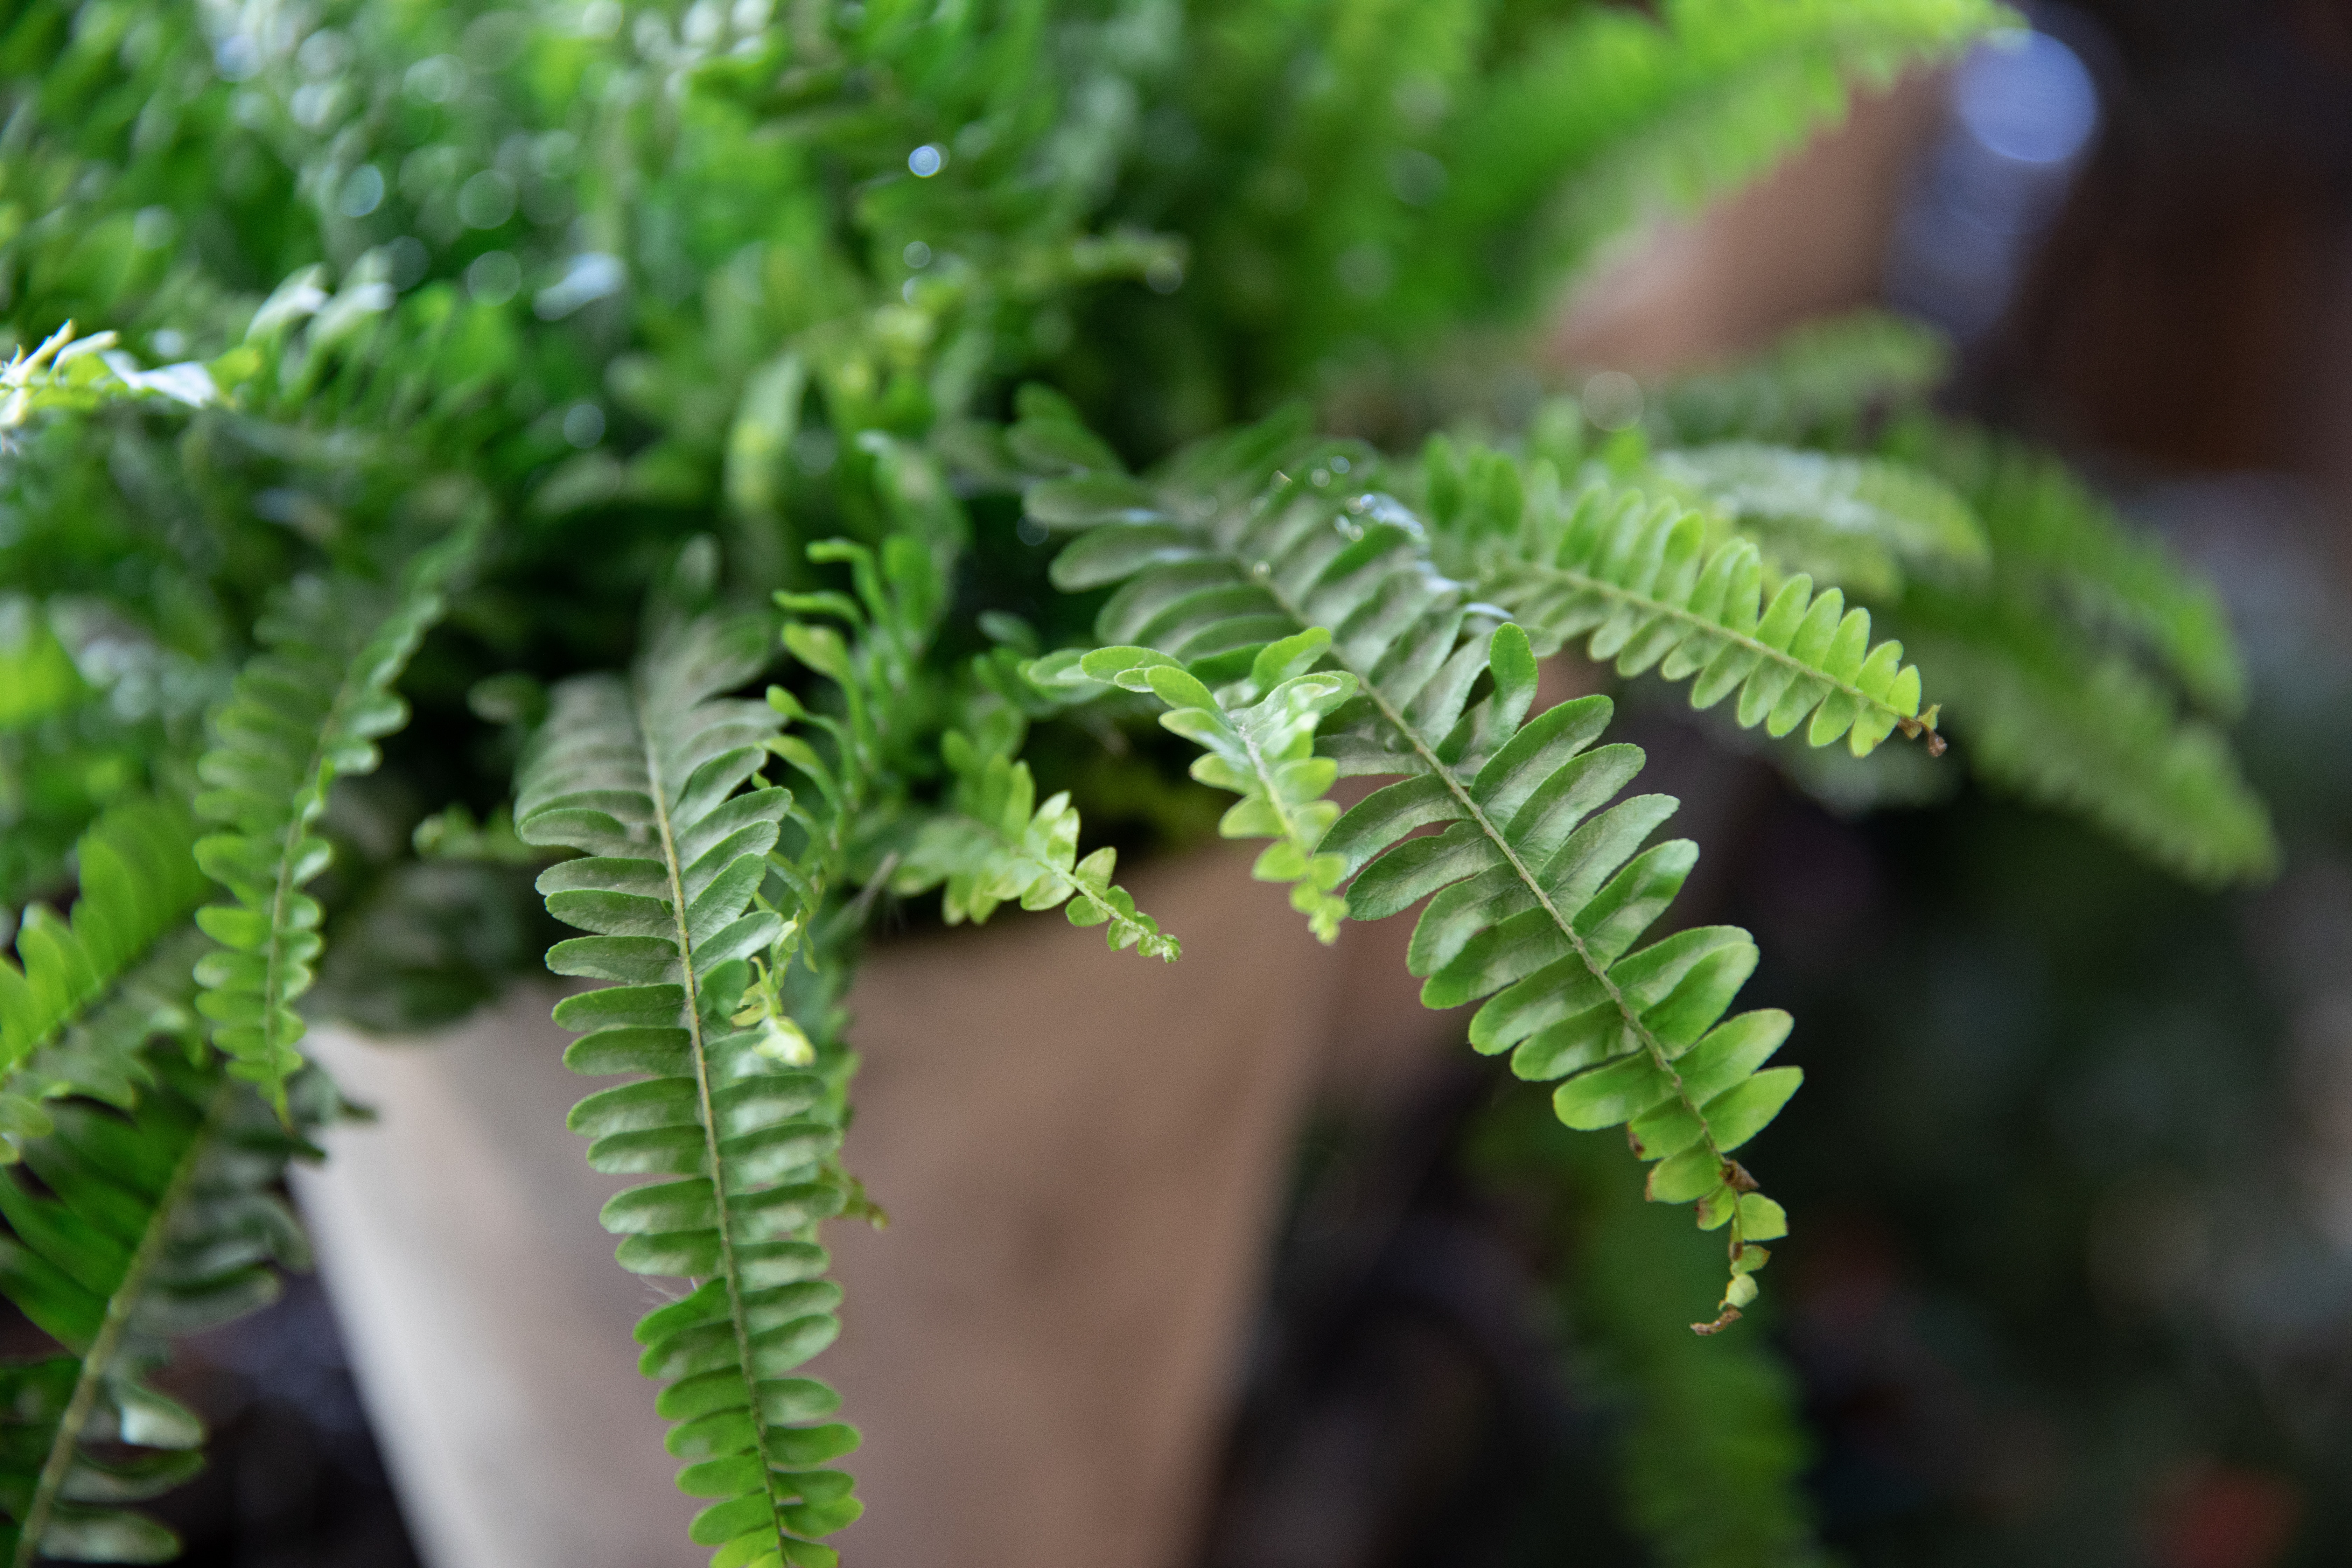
[0,1055,323,1568]
[1024,423,1799,1325]
[1469,476,1942,757]
[519,615,862,1568]
[0,800,208,1078]
[191,523,482,1116]
[1900,592,2277,884]
[1652,441,1990,598]
[1077,631,1355,943]
[891,733,1181,958]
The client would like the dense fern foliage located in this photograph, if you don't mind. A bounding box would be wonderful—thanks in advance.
[0,0,2286,1562]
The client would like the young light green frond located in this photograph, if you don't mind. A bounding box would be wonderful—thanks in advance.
[0,1054,324,1568]
[0,930,210,1167]
[1885,413,2249,716]
[0,800,208,1076]
[890,734,1180,959]
[518,615,862,1568]
[1078,631,1356,943]
[1475,478,1942,758]
[191,523,482,1117]
[1652,441,1990,598]
[1023,418,1802,1325]
[1901,593,2278,885]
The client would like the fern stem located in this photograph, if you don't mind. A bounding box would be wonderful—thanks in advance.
[12,1076,231,1568]
[639,685,791,1554]
[1497,558,1940,746]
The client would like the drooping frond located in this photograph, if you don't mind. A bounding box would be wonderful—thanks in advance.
[191,523,482,1115]
[1437,468,1942,757]
[0,1055,323,1568]
[1651,441,1989,599]
[0,800,207,1078]
[1896,591,2278,884]
[1024,419,1799,1324]
[518,615,861,1568]
[1074,630,1356,943]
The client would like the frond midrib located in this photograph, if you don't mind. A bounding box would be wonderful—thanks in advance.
[12,1074,231,1568]
[635,679,791,1554]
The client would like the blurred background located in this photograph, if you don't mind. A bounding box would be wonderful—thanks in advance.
[111,0,2352,1563]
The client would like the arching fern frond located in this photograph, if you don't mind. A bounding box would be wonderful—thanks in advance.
[0,1055,323,1568]
[192,522,482,1116]
[1651,441,1989,599]
[519,615,862,1568]
[0,799,207,1082]
[1026,425,1799,1325]
[1463,476,1942,757]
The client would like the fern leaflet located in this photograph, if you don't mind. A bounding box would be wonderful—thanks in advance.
[1026,420,1800,1324]
[0,1055,322,1568]
[519,615,861,1568]
[191,523,481,1115]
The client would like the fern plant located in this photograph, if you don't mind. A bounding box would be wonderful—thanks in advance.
[0,0,2282,1563]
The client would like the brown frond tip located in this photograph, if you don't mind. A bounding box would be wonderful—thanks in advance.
[1897,701,1947,755]
[1691,1308,1744,1337]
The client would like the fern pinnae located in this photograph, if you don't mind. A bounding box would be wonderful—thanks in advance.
[191,521,483,1116]
[521,615,861,1568]
[1465,474,1943,757]
[0,799,208,1088]
[1026,424,1800,1325]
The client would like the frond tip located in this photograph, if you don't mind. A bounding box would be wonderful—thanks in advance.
[1475,479,1943,757]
